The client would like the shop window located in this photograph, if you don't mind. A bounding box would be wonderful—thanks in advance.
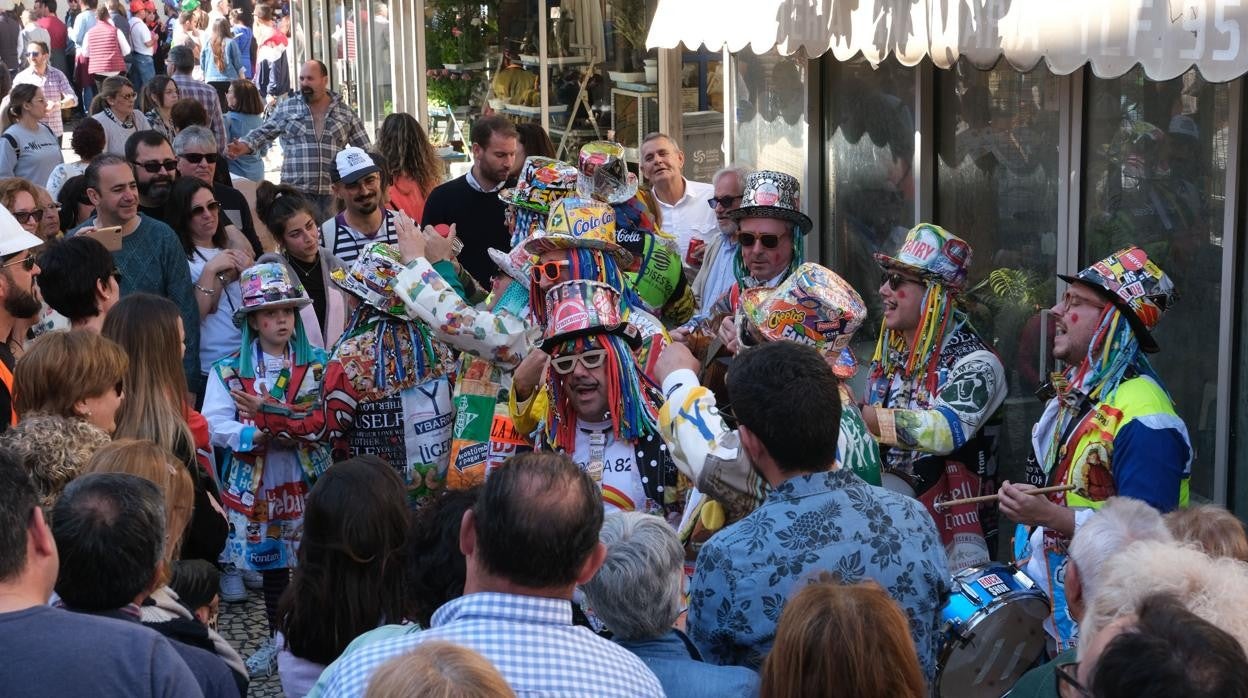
[734,52,808,177]
[1083,67,1230,502]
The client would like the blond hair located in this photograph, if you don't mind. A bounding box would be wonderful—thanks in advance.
[364,642,514,698]
[83,439,194,585]
[1079,540,1248,662]
[14,330,128,421]
[1165,505,1248,563]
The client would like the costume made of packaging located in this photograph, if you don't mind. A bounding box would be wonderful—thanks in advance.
[659,264,882,544]
[252,243,457,506]
[202,262,332,572]
[538,279,686,521]
[866,224,1008,571]
[1015,246,1191,650]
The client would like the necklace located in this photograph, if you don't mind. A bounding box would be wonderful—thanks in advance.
[286,251,318,276]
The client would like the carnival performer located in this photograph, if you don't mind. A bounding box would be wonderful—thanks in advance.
[859,223,1007,570]
[654,263,881,543]
[233,241,457,505]
[1002,246,1189,651]
[537,278,684,523]
[201,258,331,670]
[501,155,577,247]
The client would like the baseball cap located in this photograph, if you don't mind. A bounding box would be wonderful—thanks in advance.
[129,0,144,12]
[331,147,381,185]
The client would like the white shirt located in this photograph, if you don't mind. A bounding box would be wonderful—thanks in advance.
[188,247,244,375]
[654,177,718,262]
[128,17,154,56]
[570,418,649,515]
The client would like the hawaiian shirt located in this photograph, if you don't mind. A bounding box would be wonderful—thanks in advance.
[687,468,950,682]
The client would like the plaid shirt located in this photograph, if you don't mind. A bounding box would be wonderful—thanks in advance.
[170,74,228,151]
[241,92,369,196]
[318,592,664,697]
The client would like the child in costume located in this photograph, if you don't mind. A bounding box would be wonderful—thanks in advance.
[201,258,331,673]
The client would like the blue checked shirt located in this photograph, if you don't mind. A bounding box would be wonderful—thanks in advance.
[318,592,665,697]
[240,91,370,196]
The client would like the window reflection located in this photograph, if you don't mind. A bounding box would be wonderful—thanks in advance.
[1083,66,1228,500]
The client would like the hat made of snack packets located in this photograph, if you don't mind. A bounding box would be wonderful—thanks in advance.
[739,263,867,377]
[575,141,639,205]
[1058,245,1176,354]
[233,260,312,327]
[330,241,409,318]
[487,236,536,285]
[874,223,973,293]
[726,170,813,233]
[540,279,640,351]
[524,197,633,267]
[498,156,579,214]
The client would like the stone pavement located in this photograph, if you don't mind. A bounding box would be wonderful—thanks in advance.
[218,589,284,698]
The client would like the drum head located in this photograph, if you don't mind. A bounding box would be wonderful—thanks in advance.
[880,472,916,498]
[937,593,1050,698]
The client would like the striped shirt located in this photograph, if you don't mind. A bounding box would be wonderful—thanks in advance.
[240,91,369,196]
[318,592,664,697]
[320,209,398,264]
[13,66,75,136]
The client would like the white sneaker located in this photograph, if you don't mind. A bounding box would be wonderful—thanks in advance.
[245,636,279,679]
[219,565,247,603]
[242,569,264,591]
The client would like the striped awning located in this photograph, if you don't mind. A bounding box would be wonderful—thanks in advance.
[647,0,1248,82]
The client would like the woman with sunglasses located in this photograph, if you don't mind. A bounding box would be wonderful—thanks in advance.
[0,177,50,237]
[12,41,77,144]
[88,75,152,156]
[166,176,253,403]
[0,83,64,186]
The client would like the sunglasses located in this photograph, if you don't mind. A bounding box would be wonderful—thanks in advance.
[191,201,221,217]
[116,92,137,101]
[529,259,569,283]
[706,195,742,210]
[737,232,785,249]
[1,252,36,271]
[11,209,44,225]
[25,51,42,58]
[135,159,178,173]
[881,271,923,291]
[550,349,607,375]
[180,152,218,164]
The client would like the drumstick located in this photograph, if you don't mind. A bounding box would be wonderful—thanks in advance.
[934,484,1075,511]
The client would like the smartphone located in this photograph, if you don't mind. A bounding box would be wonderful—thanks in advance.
[83,225,123,252]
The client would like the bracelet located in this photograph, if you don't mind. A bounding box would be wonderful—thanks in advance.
[193,282,217,296]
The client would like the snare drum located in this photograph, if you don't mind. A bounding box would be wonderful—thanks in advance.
[936,563,1050,698]
[880,470,917,498]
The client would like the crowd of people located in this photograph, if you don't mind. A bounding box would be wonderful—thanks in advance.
[0,6,1243,693]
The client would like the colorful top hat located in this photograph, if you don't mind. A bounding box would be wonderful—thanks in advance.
[540,279,640,351]
[524,197,634,267]
[487,237,535,285]
[739,263,867,377]
[233,261,313,326]
[498,156,579,214]
[330,242,409,318]
[575,141,639,205]
[874,223,973,293]
[1058,246,1176,353]
[726,170,813,233]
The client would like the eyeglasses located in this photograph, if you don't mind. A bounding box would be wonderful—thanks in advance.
[1054,662,1091,698]
[117,92,137,101]
[881,271,924,292]
[43,202,61,212]
[191,201,221,217]
[737,232,785,249]
[11,209,44,225]
[180,152,218,164]
[134,159,178,173]
[1,252,36,271]
[25,51,42,58]
[706,195,742,210]
[550,349,608,375]
[529,259,569,283]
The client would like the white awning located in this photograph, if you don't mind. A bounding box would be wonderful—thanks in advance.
[647,0,1248,82]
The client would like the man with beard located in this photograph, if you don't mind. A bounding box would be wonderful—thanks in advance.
[125,130,176,219]
[172,126,262,256]
[0,204,44,429]
[72,154,200,393]
[227,59,370,222]
[164,46,227,158]
[419,115,517,288]
[320,147,404,264]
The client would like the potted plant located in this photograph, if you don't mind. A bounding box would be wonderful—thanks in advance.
[608,0,652,75]
[427,0,494,70]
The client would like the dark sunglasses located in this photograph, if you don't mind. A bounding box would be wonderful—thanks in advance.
[180,152,218,164]
[135,158,178,173]
[11,209,44,224]
[2,252,37,271]
[737,232,784,249]
[529,259,569,283]
[881,271,923,291]
[191,201,221,217]
[1054,662,1091,698]
[25,51,42,58]
[706,195,742,210]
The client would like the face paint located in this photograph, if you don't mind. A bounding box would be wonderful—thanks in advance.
[1069,313,1079,324]
[897,289,906,299]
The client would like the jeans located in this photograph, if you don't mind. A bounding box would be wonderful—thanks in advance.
[126,54,155,95]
